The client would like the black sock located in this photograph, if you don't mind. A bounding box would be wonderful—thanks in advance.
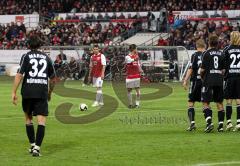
[226,105,232,122]
[237,105,240,125]
[26,123,35,144]
[218,110,225,125]
[188,107,195,123]
[204,108,212,124]
[36,125,45,147]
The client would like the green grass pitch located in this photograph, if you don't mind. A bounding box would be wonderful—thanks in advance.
[1,76,240,166]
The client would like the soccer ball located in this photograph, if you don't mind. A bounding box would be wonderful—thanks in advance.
[79,103,88,111]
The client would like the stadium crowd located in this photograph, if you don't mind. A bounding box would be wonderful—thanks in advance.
[164,20,240,49]
[1,19,239,49]
[0,0,240,49]
[0,0,240,15]
[0,21,140,49]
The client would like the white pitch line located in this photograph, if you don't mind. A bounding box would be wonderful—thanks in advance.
[194,161,240,166]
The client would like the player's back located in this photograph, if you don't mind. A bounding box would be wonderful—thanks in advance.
[201,48,224,86]
[19,50,55,99]
[223,44,240,79]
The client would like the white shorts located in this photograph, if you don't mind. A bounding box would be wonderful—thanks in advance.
[93,77,103,87]
[126,78,140,89]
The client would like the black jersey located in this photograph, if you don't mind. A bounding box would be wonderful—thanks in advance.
[223,45,240,78]
[18,50,55,99]
[189,51,202,81]
[201,48,224,86]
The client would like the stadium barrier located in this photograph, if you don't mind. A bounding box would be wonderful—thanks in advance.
[0,46,191,81]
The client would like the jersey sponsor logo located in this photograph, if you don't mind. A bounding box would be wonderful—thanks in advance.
[26,78,48,85]
[210,69,222,74]
[229,69,240,73]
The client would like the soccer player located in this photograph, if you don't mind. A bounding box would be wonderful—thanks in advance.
[183,39,206,131]
[125,44,142,109]
[200,34,225,133]
[223,31,240,131]
[88,44,106,107]
[12,35,56,157]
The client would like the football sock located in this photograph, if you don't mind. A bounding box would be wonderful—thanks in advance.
[96,90,103,103]
[136,92,140,106]
[204,108,212,124]
[36,125,45,147]
[237,105,240,125]
[226,105,232,123]
[127,91,132,106]
[26,123,35,144]
[188,107,195,124]
[218,110,225,125]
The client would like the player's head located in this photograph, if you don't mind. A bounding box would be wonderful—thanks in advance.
[92,44,100,54]
[208,34,219,48]
[129,44,137,53]
[230,31,240,45]
[196,39,206,50]
[28,35,42,50]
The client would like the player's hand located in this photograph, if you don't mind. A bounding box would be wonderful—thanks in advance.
[182,80,188,90]
[48,92,52,101]
[101,73,104,80]
[88,76,91,83]
[12,92,18,105]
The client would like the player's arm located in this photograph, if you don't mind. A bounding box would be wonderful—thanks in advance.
[12,54,26,105]
[12,73,23,105]
[183,54,194,89]
[88,57,93,81]
[200,52,208,79]
[101,54,107,80]
[47,58,57,101]
[125,55,134,64]
[221,51,227,75]
[183,69,193,90]
[138,60,143,74]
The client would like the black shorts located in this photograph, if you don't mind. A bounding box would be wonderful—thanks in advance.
[224,77,240,99]
[188,80,202,102]
[22,98,48,116]
[201,85,224,103]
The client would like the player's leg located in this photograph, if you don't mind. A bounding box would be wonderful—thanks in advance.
[97,87,104,106]
[233,99,240,131]
[202,86,214,132]
[225,99,233,131]
[127,88,133,108]
[214,86,225,132]
[24,113,35,153]
[224,78,234,130]
[216,102,225,132]
[186,102,196,131]
[233,79,240,131]
[202,102,214,133]
[92,77,103,107]
[135,87,140,108]
[22,99,35,153]
[32,115,46,157]
[187,80,200,131]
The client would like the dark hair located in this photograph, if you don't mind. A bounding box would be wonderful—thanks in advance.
[28,35,42,49]
[129,44,137,52]
[93,44,99,48]
[208,34,219,48]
